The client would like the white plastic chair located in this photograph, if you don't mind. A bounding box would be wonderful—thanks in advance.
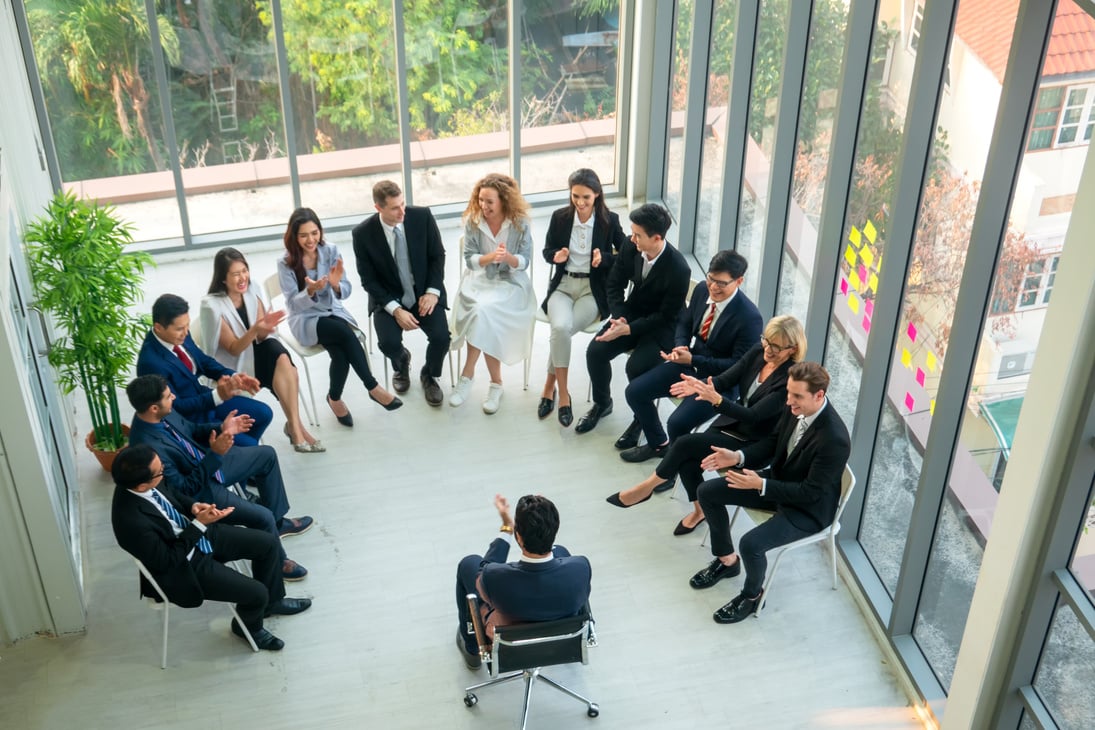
[134,558,258,668]
[262,273,329,427]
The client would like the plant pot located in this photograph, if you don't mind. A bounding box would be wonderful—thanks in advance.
[85,424,130,473]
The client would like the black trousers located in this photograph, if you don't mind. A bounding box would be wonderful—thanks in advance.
[696,478,813,597]
[197,523,286,631]
[372,302,451,378]
[585,325,672,407]
[654,429,749,501]
[315,316,377,397]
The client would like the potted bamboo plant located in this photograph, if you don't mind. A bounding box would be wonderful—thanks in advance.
[24,190,154,471]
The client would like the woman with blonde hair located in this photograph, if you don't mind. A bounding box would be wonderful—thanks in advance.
[449,173,537,414]
[605,315,806,536]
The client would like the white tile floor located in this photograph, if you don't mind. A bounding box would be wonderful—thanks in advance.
[0,211,922,729]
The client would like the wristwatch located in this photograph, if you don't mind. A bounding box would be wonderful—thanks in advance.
[499,524,513,534]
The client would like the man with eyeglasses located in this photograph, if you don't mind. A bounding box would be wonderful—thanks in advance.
[614,250,762,465]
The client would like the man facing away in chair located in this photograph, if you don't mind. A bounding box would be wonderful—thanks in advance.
[688,361,850,624]
[111,445,312,651]
[455,494,592,669]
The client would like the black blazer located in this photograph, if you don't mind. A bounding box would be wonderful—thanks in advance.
[708,345,793,442]
[674,286,763,378]
[128,411,225,501]
[111,481,215,607]
[540,207,627,318]
[352,206,448,315]
[605,240,691,340]
[741,401,851,534]
[477,538,592,625]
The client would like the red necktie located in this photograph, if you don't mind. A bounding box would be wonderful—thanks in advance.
[699,303,717,341]
[173,345,194,373]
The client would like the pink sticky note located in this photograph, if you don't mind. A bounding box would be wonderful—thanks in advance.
[907,322,918,342]
[858,264,868,283]
[904,392,915,411]
[861,315,871,333]
[840,278,848,295]
[916,367,925,387]
[865,299,874,317]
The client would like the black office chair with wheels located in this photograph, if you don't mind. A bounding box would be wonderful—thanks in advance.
[463,594,599,729]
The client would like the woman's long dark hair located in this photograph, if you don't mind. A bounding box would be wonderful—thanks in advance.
[566,168,611,236]
[207,247,249,295]
[282,207,325,291]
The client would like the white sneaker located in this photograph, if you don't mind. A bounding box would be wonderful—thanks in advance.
[450,376,474,407]
[483,383,504,414]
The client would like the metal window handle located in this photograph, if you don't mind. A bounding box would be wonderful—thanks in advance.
[27,305,52,357]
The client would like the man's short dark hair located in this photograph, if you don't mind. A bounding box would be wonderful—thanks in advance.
[514,495,560,554]
[788,361,830,395]
[628,204,672,239]
[127,374,168,413]
[112,444,157,491]
[151,294,189,328]
[372,179,403,206]
[709,250,748,280]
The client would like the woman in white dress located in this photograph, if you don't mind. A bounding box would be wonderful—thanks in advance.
[449,173,537,414]
[199,247,324,453]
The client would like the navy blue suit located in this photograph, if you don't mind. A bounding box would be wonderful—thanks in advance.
[128,411,292,563]
[456,538,592,653]
[137,330,272,447]
[624,286,762,447]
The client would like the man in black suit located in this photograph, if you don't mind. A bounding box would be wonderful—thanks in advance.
[689,361,850,624]
[619,250,763,463]
[576,203,691,436]
[352,180,450,406]
[454,494,592,669]
[111,445,312,651]
[126,374,312,581]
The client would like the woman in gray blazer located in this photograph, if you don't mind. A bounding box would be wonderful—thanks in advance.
[278,207,401,426]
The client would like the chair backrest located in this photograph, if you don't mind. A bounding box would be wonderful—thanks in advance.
[830,463,857,529]
[263,273,284,309]
[492,614,591,674]
[134,557,168,603]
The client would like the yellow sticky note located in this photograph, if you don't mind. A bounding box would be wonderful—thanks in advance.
[929,399,936,415]
[868,272,879,292]
[926,351,937,371]
[847,292,860,314]
[860,246,874,267]
[849,270,861,290]
[901,348,912,368]
[864,220,877,244]
[844,245,857,266]
[849,227,861,246]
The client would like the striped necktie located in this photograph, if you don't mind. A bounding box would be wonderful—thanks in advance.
[699,302,717,340]
[150,489,213,554]
[163,420,225,483]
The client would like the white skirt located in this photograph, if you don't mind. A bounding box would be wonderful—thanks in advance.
[451,269,536,365]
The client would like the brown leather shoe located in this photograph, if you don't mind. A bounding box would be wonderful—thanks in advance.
[392,348,412,393]
[422,372,443,406]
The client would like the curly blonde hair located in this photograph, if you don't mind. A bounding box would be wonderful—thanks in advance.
[464,173,529,227]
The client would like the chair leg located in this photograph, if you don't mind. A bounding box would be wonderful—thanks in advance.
[759,549,790,616]
[465,670,525,693]
[161,602,170,669]
[447,350,457,388]
[830,535,839,590]
[536,671,596,706]
[229,606,260,652]
[519,671,537,730]
[299,358,320,427]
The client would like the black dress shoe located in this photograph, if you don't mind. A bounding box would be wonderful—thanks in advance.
[713,591,763,624]
[613,419,642,450]
[327,394,354,427]
[605,491,653,508]
[392,348,412,393]
[369,391,404,411]
[421,372,443,406]
[673,516,705,536]
[558,405,573,427]
[232,620,284,651]
[620,442,667,463]
[456,628,482,669]
[537,392,556,419]
[575,401,612,434]
[689,558,741,589]
[652,476,677,494]
[265,597,313,616]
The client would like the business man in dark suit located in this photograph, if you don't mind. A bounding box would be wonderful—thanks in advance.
[111,445,312,651]
[575,203,691,437]
[454,494,592,669]
[619,250,763,463]
[352,180,450,406]
[689,361,850,624]
[126,374,312,581]
[137,294,272,446]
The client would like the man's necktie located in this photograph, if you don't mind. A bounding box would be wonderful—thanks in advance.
[150,489,212,554]
[699,302,717,341]
[641,259,652,281]
[173,345,194,373]
[163,420,224,483]
[787,416,808,456]
[393,226,416,309]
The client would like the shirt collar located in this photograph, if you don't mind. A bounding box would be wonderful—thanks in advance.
[154,332,179,352]
[706,288,737,312]
[801,398,828,429]
[572,211,596,229]
[642,243,666,267]
[519,553,555,564]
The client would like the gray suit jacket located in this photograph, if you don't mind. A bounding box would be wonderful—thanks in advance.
[277,242,358,347]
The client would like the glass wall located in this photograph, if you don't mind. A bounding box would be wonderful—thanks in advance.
[663,0,692,221]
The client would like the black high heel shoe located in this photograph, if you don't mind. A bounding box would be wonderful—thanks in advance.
[327,394,354,427]
[537,389,556,420]
[368,391,404,411]
[605,491,653,509]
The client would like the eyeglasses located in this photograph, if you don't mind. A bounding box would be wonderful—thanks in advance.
[761,337,795,353]
[706,273,736,289]
[149,470,164,480]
